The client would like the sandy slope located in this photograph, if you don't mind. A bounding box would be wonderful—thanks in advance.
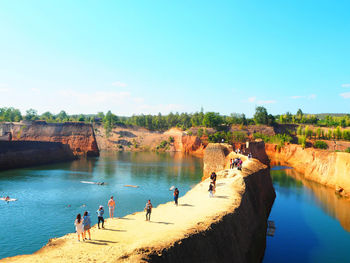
[1,158,265,263]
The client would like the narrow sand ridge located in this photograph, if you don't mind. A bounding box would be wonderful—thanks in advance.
[2,158,266,263]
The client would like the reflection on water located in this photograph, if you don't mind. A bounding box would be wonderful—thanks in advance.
[264,167,350,263]
[282,168,350,232]
[0,151,202,259]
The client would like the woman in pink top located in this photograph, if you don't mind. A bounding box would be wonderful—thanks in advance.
[108,196,116,219]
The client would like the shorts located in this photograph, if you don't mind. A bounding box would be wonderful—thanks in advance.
[84,224,91,231]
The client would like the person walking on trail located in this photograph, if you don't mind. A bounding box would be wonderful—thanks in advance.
[144,200,153,221]
[74,214,84,242]
[208,183,214,197]
[108,196,116,219]
[96,205,105,229]
[174,188,179,206]
[210,172,217,194]
[230,158,233,169]
[83,211,91,240]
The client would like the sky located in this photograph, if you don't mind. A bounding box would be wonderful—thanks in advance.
[0,0,349,117]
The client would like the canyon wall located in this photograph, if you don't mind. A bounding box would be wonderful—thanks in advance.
[203,141,269,179]
[95,126,207,156]
[0,141,75,171]
[266,143,350,197]
[5,122,99,157]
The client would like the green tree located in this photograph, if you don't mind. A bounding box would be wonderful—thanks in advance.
[254,106,268,125]
[25,109,38,121]
[203,112,223,128]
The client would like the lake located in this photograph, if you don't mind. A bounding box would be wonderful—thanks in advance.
[264,166,350,262]
[0,151,203,259]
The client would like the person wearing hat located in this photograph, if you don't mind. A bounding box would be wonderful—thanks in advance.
[96,205,105,229]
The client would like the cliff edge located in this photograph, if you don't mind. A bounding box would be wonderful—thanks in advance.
[266,143,350,197]
[5,122,99,157]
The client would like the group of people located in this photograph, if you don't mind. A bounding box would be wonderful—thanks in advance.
[230,158,243,170]
[73,190,182,241]
[74,196,116,241]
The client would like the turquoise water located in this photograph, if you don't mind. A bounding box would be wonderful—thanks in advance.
[0,152,202,259]
[264,167,350,262]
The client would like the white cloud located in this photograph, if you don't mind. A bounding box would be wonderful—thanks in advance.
[0,88,9,93]
[308,94,316,100]
[248,97,256,103]
[31,88,40,93]
[290,96,304,99]
[257,100,276,104]
[341,83,350,88]
[340,92,350,99]
[112,81,127,88]
[0,83,8,88]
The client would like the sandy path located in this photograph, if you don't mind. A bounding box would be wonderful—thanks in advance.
[2,159,263,263]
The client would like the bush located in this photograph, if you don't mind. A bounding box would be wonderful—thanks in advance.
[159,140,168,148]
[345,147,350,153]
[197,128,203,138]
[168,136,174,143]
[298,136,306,149]
[314,141,328,149]
[253,133,292,148]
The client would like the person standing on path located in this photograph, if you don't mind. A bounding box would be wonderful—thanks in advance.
[208,183,214,197]
[210,172,217,194]
[96,205,105,229]
[174,188,179,206]
[108,196,116,219]
[144,200,153,221]
[83,211,91,240]
[74,214,84,242]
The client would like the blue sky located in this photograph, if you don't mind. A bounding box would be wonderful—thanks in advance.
[0,0,349,117]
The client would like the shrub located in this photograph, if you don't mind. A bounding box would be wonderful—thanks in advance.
[253,133,292,148]
[298,136,306,149]
[159,140,168,148]
[345,147,350,153]
[197,128,203,138]
[168,136,174,143]
[314,141,328,149]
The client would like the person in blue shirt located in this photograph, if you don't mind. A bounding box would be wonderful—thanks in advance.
[96,206,105,229]
[83,211,91,240]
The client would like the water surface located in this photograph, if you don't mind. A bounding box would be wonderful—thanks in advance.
[264,167,350,262]
[0,151,202,259]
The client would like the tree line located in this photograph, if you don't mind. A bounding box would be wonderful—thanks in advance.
[1,106,349,134]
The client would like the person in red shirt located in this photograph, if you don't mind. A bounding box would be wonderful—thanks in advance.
[108,196,116,219]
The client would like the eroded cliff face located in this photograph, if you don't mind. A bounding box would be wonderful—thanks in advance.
[95,126,207,156]
[266,143,350,197]
[143,167,275,263]
[0,141,75,171]
[203,141,269,180]
[9,122,99,157]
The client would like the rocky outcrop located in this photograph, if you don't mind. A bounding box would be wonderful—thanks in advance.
[0,141,75,171]
[266,143,350,197]
[203,141,269,179]
[6,122,99,157]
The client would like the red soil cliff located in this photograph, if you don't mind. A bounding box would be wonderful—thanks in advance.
[266,143,350,197]
[10,122,99,157]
